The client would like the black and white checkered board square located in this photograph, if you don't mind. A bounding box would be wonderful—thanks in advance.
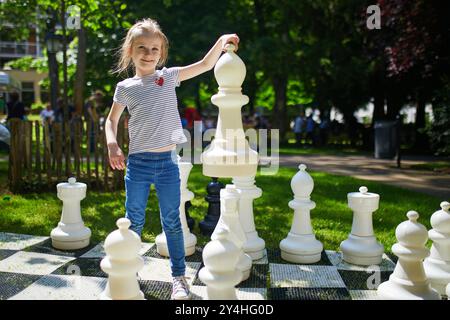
[0,231,402,300]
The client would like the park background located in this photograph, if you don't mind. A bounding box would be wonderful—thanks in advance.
[0,0,449,254]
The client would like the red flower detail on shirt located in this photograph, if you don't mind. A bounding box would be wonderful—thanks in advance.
[155,77,164,86]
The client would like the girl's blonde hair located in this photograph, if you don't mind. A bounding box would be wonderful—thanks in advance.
[112,18,169,76]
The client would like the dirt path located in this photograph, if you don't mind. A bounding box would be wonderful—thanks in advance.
[266,154,450,199]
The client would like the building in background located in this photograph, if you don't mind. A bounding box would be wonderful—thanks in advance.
[0,22,48,110]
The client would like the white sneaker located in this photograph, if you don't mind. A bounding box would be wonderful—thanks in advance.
[171,276,192,300]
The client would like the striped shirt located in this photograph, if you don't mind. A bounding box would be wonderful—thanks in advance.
[113,67,187,155]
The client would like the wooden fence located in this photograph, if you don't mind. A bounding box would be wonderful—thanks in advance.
[8,116,129,193]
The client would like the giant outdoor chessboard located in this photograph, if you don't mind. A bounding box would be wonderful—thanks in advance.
[0,231,404,300]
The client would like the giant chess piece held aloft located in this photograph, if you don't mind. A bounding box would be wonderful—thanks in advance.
[232,176,265,260]
[280,164,323,263]
[199,177,225,237]
[156,158,197,256]
[212,185,252,281]
[100,218,145,300]
[340,186,384,265]
[424,201,450,295]
[51,177,91,250]
[199,226,241,300]
[201,43,258,177]
[377,211,440,300]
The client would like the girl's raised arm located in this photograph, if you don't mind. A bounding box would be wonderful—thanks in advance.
[178,34,240,82]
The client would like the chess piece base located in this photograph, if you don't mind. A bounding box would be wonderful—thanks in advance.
[279,233,323,264]
[99,290,145,300]
[342,253,383,266]
[340,234,384,266]
[199,268,241,300]
[51,226,91,250]
[51,238,90,250]
[245,249,265,261]
[243,235,265,261]
[281,250,321,264]
[424,257,450,295]
[155,233,197,257]
[377,277,440,300]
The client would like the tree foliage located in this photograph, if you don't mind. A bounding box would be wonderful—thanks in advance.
[2,0,448,151]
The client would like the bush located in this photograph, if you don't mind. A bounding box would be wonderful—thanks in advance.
[427,86,450,156]
[30,102,45,115]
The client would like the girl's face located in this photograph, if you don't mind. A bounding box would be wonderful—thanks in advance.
[130,33,162,74]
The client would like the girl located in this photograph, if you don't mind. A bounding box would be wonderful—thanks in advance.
[105,18,239,300]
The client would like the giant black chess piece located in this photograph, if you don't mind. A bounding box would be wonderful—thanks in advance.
[199,177,225,237]
[185,200,195,232]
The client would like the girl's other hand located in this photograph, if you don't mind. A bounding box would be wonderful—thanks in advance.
[108,142,126,170]
[220,34,240,52]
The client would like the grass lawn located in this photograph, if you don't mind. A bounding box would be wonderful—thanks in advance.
[0,158,442,254]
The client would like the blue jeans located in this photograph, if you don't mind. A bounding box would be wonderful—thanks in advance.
[124,150,185,277]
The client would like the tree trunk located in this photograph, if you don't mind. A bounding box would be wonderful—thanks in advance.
[414,90,428,151]
[48,52,59,109]
[273,75,288,143]
[244,70,257,115]
[370,62,386,126]
[343,110,358,147]
[386,89,402,120]
[74,26,86,116]
[372,87,385,125]
[415,91,426,130]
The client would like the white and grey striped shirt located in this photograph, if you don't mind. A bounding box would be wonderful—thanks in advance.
[113,67,187,155]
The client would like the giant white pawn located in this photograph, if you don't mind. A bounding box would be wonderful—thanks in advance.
[377,211,440,300]
[156,157,197,257]
[280,164,323,263]
[51,177,91,250]
[424,201,450,295]
[199,227,242,300]
[340,186,384,265]
[232,176,265,260]
[212,185,253,281]
[100,218,145,300]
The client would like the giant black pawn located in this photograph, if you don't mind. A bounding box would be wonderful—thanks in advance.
[199,177,225,237]
[185,200,195,232]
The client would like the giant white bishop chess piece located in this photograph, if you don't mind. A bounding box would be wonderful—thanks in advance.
[201,43,258,177]
[423,201,450,295]
[212,185,252,281]
[201,43,262,290]
[280,164,323,263]
[156,156,197,257]
[50,177,91,250]
[377,211,440,300]
[340,186,384,265]
[100,218,145,300]
[233,176,265,260]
